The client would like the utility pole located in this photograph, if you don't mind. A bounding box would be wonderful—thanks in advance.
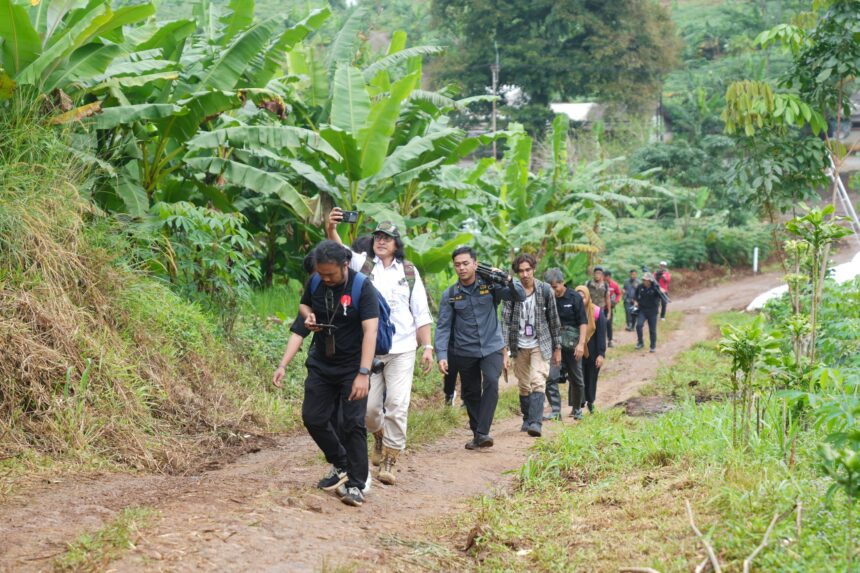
[490,41,500,159]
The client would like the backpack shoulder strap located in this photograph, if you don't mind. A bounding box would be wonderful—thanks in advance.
[309,273,322,293]
[403,260,416,305]
[359,257,375,278]
[351,272,367,320]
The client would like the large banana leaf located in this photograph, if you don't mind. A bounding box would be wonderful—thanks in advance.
[362,45,445,81]
[187,125,341,160]
[320,126,362,181]
[133,19,195,61]
[0,0,41,75]
[16,3,110,85]
[92,103,182,129]
[101,58,178,78]
[368,126,461,185]
[87,3,155,43]
[404,232,474,274]
[220,0,255,45]
[42,42,121,92]
[358,71,418,179]
[197,18,280,92]
[330,64,370,135]
[253,7,330,86]
[502,125,533,222]
[185,157,312,219]
[156,90,241,143]
[326,6,367,76]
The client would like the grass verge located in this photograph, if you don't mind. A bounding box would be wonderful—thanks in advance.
[54,506,158,572]
[405,312,858,572]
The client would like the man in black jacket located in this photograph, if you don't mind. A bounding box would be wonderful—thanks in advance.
[633,272,663,353]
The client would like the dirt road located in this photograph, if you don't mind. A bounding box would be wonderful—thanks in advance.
[0,270,786,573]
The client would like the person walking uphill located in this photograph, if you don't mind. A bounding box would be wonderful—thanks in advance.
[622,269,640,331]
[544,268,588,420]
[298,240,380,507]
[501,254,561,438]
[634,272,663,353]
[326,209,434,487]
[586,266,611,346]
[435,246,525,450]
[575,286,606,413]
[655,261,671,320]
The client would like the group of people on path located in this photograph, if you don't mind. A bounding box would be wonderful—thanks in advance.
[272,209,672,508]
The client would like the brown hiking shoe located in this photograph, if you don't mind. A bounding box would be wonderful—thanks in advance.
[370,430,384,467]
[378,446,400,485]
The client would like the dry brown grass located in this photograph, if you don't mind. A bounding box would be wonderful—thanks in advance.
[0,105,278,481]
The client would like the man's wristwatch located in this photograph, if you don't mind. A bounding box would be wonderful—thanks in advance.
[358,367,370,376]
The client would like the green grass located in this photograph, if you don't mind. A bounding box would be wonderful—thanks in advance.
[609,309,684,358]
[423,401,857,572]
[54,506,159,572]
[242,281,304,321]
[413,314,859,572]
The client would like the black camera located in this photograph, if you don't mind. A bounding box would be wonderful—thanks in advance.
[476,262,511,286]
[341,210,360,224]
[371,358,385,374]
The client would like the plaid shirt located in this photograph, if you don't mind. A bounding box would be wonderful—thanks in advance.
[502,280,561,360]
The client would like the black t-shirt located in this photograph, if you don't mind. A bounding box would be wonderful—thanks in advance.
[554,287,588,329]
[299,268,380,367]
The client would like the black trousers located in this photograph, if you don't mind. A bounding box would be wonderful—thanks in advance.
[606,305,615,342]
[636,308,659,350]
[546,347,584,412]
[660,294,667,319]
[302,359,368,489]
[449,351,503,437]
[443,362,458,398]
[583,355,601,405]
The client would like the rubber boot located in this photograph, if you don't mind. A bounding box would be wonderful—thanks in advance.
[370,430,384,466]
[544,380,561,420]
[519,395,530,432]
[378,446,400,485]
[527,392,545,437]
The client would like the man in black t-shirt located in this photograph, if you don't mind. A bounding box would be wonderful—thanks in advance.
[544,268,589,420]
[298,241,380,507]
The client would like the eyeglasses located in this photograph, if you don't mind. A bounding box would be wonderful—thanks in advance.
[373,234,394,243]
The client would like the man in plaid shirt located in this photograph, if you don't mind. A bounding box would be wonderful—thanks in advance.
[501,253,562,437]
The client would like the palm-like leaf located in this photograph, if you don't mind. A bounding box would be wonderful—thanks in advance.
[0,0,40,75]
[362,45,445,80]
[185,157,312,219]
[326,6,367,75]
[331,64,371,135]
[187,125,341,160]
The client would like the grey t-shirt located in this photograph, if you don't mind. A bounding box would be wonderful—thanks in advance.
[517,292,539,349]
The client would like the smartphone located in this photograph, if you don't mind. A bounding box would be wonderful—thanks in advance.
[313,323,338,330]
[341,210,359,224]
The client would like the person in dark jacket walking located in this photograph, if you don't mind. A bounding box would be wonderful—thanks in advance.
[574,285,606,414]
[543,268,588,420]
[622,269,640,331]
[634,272,663,353]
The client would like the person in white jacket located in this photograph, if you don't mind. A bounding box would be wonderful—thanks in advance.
[326,208,434,486]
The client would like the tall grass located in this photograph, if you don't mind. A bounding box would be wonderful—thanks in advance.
[0,99,298,476]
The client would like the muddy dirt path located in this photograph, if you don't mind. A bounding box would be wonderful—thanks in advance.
[0,270,786,573]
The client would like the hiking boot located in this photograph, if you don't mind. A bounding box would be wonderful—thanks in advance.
[370,430,384,467]
[543,411,561,421]
[635,343,644,350]
[527,423,542,437]
[378,446,400,485]
[465,438,479,450]
[476,434,494,448]
[317,465,348,491]
[336,485,365,507]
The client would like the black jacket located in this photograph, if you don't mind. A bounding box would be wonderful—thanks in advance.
[635,283,663,313]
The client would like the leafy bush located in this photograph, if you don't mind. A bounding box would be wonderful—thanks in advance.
[144,202,262,333]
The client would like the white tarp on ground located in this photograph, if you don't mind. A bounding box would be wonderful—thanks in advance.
[747,250,860,311]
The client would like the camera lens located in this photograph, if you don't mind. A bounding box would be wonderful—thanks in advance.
[371,358,385,374]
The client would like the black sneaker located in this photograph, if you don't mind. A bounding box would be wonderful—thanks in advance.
[465,438,479,450]
[476,434,494,448]
[317,465,348,491]
[336,484,365,507]
[650,347,656,353]
[635,343,644,350]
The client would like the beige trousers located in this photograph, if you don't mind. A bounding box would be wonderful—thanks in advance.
[366,349,416,450]
[514,346,549,395]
